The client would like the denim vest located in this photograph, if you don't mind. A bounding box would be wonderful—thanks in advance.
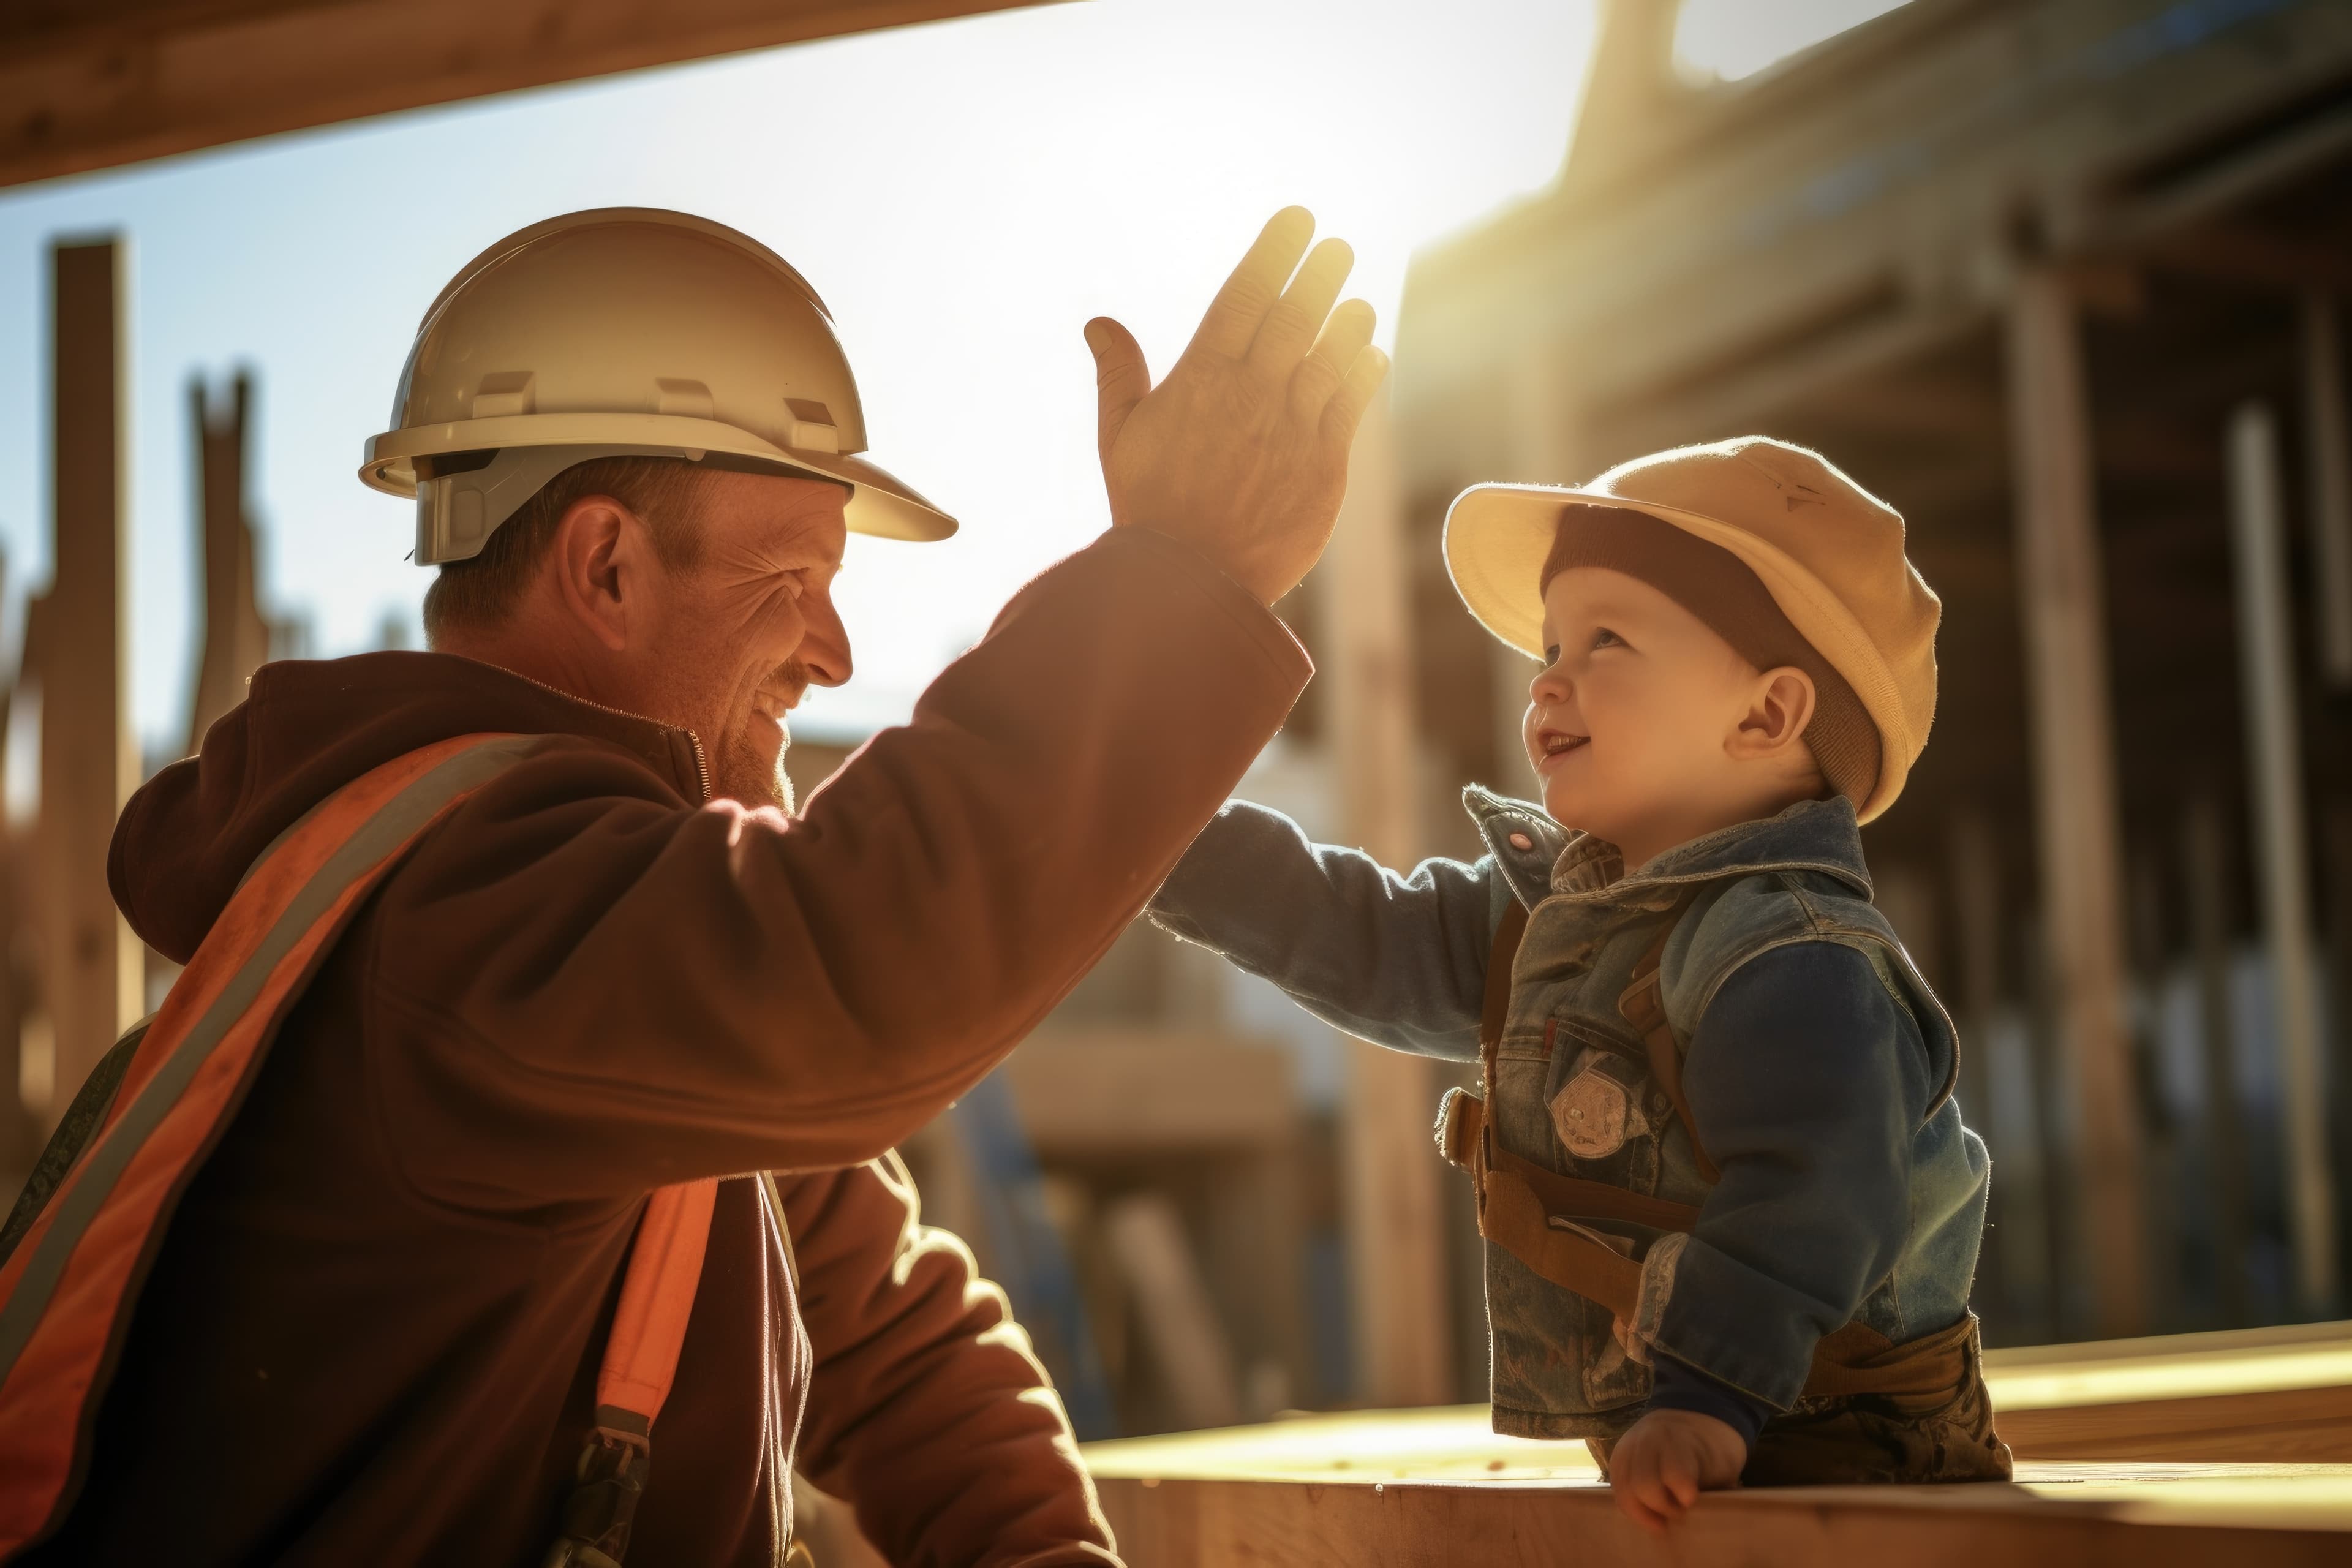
[1458,788,1983,1438]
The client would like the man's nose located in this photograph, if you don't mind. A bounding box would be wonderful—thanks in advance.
[797,582,854,688]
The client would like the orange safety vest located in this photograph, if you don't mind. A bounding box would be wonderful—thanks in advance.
[0,734,717,1566]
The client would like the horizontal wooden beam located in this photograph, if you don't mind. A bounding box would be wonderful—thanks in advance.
[1085,1429,2352,1566]
[1,0,1065,189]
[1001,1030,1297,1156]
[2146,224,2352,297]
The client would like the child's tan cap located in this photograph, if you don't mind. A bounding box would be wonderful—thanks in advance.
[1443,436,1940,823]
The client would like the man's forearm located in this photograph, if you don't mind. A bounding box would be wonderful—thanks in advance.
[787,1159,1121,1568]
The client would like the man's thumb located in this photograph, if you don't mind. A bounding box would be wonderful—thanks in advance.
[1084,316,1150,453]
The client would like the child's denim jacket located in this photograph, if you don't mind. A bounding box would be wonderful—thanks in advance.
[1149,788,1990,1439]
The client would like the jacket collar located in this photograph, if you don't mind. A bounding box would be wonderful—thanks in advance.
[1462,788,1871,910]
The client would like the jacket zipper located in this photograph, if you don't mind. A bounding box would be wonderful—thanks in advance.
[497,666,712,804]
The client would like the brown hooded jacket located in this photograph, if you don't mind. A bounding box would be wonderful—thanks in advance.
[25,528,1306,1565]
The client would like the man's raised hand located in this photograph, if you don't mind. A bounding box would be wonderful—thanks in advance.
[1084,207,1389,605]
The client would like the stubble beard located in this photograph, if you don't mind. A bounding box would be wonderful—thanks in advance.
[711,722,795,813]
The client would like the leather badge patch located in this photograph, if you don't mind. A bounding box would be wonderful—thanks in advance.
[1550,1065,1638,1159]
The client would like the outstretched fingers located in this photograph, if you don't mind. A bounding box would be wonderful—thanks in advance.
[1319,342,1391,447]
[1291,297,1377,421]
[1249,236,1355,372]
[1188,207,1317,361]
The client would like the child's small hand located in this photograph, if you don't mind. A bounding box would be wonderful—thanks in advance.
[1608,1408,1747,1533]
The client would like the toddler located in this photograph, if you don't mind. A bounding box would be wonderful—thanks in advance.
[1149,437,2013,1530]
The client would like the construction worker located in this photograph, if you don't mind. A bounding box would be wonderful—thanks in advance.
[0,206,1386,1564]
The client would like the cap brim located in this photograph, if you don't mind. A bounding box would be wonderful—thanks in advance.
[1442,481,1912,822]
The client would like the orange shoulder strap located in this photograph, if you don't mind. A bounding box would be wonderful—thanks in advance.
[0,733,717,1562]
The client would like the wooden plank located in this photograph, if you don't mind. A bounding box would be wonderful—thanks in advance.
[186,369,275,756]
[2182,793,2255,1326]
[2003,266,2147,1338]
[0,0,1069,189]
[1101,1194,1244,1433]
[2225,403,2339,1312]
[30,238,140,1123]
[999,1031,1295,1155]
[1395,1,2352,442]
[1322,393,1452,1408]
[2303,295,2352,690]
[1987,1321,2352,1461]
[1084,1401,2352,1566]
[1093,1469,2352,1566]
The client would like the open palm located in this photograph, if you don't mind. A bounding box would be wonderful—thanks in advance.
[1084,208,1389,605]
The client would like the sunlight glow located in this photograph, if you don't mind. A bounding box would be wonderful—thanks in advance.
[1676,0,1915,84]
[0,0,1596,751]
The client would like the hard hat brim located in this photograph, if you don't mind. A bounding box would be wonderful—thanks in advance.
[361,411,956,542]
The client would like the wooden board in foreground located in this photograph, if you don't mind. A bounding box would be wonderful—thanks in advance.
[1082,1408,2352,1567]
[1985,1320,2352,1461]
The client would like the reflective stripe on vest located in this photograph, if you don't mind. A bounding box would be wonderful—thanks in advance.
[0,733,717,1555]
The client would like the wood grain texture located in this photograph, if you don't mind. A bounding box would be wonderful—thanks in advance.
[1093,1469,2352,1568]
[0,0,1068,188]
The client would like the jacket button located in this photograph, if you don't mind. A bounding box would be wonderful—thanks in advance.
[1509,832,1534,851]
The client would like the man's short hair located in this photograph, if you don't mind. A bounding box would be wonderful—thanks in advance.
[421,454,711,644]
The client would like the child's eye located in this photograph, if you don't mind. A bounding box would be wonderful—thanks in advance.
[1542,644,1562,666]
[1592,627,1623,650]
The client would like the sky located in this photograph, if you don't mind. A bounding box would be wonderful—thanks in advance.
[0,0,1907,756]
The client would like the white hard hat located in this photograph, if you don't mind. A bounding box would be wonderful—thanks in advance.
[361,208,956,564]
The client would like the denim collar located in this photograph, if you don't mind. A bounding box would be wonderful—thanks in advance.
[1588,796,1872,902]
[1462,788,1871,910]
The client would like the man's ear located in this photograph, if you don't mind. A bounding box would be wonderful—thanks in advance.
[548,494,650,654]
[1730,667,1817,759]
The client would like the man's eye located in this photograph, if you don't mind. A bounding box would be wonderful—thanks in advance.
[1592,627,1623,650]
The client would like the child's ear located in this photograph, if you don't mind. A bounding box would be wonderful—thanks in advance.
[1730,668,1817,758]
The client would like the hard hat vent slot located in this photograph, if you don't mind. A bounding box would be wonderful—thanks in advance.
[655,378,715,420]
[782,399,840,454]
[472,371,536,419]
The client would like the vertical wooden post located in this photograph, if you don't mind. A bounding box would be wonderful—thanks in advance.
[2003,267,2148,1337]
[1948,809,2038,1319]
[2226,402,2339,1314]
[0,550,29,1171]
[2127,851,2182,1330]
[187,369,275,756]
[2183,793,2253,1325]
[2301,295,2352,690]
[31,237,140,1118]
[1325,392,1452,1406]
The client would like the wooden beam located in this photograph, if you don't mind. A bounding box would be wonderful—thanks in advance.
[30,238,141,1123]
[1101,1194,1245,1433]
[187,369,275,757]
[1088,1436,2352,1566]
[0,0,1065,189]
[2182,794,2254,1328]
[1985,1320,2352,1461]
[2003,266,2148,1338]
[2226,402,2339,1313]
[2302,295,2352,690]
[1322,393,1452,1408]
[2146,224,2352,300]
[1000,1031,1296,1155]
